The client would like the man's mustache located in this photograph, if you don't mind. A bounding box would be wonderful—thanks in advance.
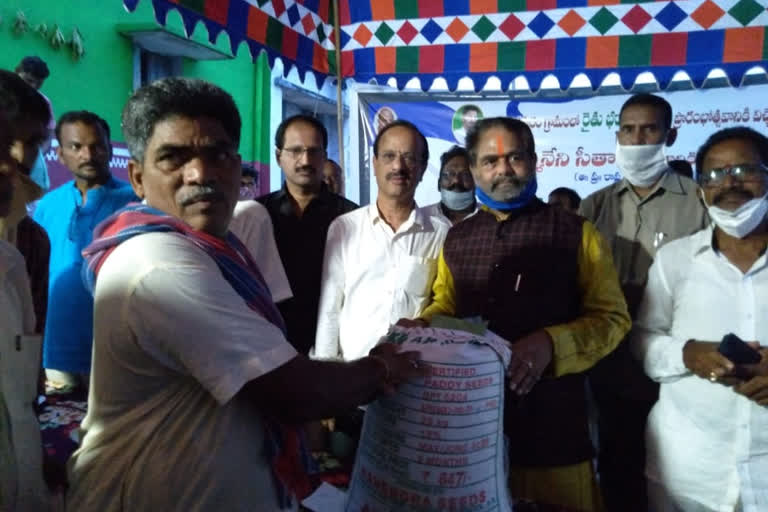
[179,185,225,206]
[79,161,105,171]
[444,183,472,192]
[386,171,410,181]
[296,165,317,174]
[491,175,525,192]
[713,187,754,205]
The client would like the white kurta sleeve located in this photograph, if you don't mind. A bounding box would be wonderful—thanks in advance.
[312,218,347,360]
[632,251,690,382]
[229,201,293,303]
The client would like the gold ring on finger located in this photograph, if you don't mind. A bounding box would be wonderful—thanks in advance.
[709,371,718,382]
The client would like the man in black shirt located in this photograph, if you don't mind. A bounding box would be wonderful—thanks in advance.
[258,115,357,354]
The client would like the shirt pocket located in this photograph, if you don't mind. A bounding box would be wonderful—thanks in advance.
[397,255,438,297]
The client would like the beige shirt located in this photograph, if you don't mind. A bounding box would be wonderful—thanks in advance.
[580,171,708,316]
[66,232,297,512]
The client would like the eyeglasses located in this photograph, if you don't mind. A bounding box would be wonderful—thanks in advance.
[378,151,424,167]
[698,164,768,187]
[280,146,325,161]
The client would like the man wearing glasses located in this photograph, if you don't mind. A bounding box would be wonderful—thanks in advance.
[634,126,768,511]
[33,110,136,394]
[579,93,708,511]
[258,115,357,354]
[425,145,478,226]
[314,120,449,361]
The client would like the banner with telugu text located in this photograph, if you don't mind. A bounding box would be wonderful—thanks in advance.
[358,84,768,207]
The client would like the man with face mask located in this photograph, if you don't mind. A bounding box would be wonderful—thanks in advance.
[400,117,630,510]
[579,93,709,511]
[0,70,51,334]
[425,145,477,225]
[633,126,768,511]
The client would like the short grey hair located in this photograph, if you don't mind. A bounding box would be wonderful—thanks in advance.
[122,77,241,162]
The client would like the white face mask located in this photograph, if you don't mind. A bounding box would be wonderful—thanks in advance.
[615,142,669,188]
[704,192,768,239]
[440,188,475,211]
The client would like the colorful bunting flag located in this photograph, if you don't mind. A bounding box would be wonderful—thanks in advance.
[124,0,768,90]
[123,0,336,85]
[338,0,768,90]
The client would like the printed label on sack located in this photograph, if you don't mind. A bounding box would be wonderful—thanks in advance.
[345,326,513,512]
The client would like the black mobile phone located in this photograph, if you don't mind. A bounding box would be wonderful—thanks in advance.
[717,333,761,364]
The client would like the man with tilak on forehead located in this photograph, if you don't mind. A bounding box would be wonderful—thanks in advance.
[400,117,630,511]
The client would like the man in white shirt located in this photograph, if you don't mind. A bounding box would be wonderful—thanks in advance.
[229,199,292,302]
[424,145,477,226]
[0,112,47,511]
[314,120,449,361]
[0,239,45,511]
[65,78,424,511]
[634,126,768,512]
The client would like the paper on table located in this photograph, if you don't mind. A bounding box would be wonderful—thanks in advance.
[301,482,347,512]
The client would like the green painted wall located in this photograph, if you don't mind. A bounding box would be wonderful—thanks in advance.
[0,0,270,166]
[183,42,272,166]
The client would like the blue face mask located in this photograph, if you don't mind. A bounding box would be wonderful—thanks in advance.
[475,177,538,211]
[29,149,50,192]
[440,188,475,211]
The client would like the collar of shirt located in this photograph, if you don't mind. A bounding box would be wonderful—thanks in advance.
[275,181,334,217]
[679,226,725,266]
[615,169,686,203]
[421,202,479,227]
[437,202,479,222]
[367,203,430,234]
[690,225,717,258]
[691,224,768,276]
[479,197,544,222]
[69,175,120,208]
